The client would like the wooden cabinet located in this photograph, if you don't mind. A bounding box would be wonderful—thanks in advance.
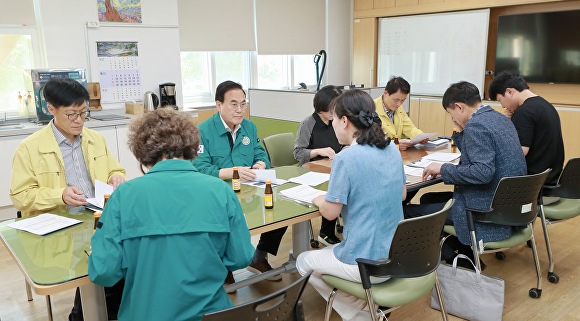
[352,17,377,87]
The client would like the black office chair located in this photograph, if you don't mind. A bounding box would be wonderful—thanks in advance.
[321,200,453,321]
[262,132,320,248]
[16,210,53,321]
[202,271,311,321]
[537,158,580,284]
[444,170,550,299]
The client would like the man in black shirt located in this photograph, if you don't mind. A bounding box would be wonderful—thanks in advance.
[489,70,564,185]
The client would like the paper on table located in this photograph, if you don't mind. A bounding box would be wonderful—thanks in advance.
[279,185,327,204]
[86,180,114,210]
[422,152,461,162]
[407,159,439,169]
[425,138,449,146]
[253,169,277,182]
[288,172,330,186]
[8,213,82,236]
[410,132,438,144]
[404,165,424,177]
[242,179,288,188]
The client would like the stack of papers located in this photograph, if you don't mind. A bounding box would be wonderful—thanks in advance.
[8,214,82,236]
[409,132,438,144]
[279,185,327,204]
[404,165,424,177]
[422,152,461,162]
[241,169,288,188]
[407,159,439,169]
[288,172,330,186]
[425,138,449,147]
[86,180,114,211]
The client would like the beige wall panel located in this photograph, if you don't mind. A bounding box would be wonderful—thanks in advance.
[419,0,443,4]
[353,18,378,87]
[409,99,421,126]
[557,109,580,160]
[417,99,447,135]
[354,0,374,11]
[374,0,396,8]
[395,0,419,6]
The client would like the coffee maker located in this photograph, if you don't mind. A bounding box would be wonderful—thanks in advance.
[159,82,178,110]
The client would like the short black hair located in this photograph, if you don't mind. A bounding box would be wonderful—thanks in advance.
[215,80,246,102]
[43,78,89,108]
[442,81,482,110]
[384,76,410,95]
[488,70,530,100]
[313,85,342,113]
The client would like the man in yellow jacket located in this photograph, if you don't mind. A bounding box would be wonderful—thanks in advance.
[374,76,427,150]
[10,78,125,217]
[9,78,126,321]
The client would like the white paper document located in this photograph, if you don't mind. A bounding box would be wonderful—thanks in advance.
[86,180,114,210]
[242,179,288,188]
[425,138,449,147]
[422,152,461,162]
[407,159,439,169]
[279,185,327,204]
[404,165,424,177]
[253,169,277,182]
[288,172,330,186]
[8,214,83,236]
[410,132,437,144]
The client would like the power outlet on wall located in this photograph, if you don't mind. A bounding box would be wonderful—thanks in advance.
[87,21,100,28]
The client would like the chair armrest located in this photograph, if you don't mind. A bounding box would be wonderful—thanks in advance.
[356,258,392,290]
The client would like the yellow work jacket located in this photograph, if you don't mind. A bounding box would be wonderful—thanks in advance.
[10,123,125,216]
[374,96,422,139]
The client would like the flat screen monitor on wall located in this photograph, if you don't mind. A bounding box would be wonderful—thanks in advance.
[495,10,580,84]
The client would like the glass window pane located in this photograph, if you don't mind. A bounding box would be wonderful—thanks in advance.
[0,34,35,114]
[257,55,287,89]
[293,55,317,88]
[214,51,250,90]
[180,52,211,99]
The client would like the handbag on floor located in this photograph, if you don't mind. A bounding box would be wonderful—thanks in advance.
[431,254,504,321]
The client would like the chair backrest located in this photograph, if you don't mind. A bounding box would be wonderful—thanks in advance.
[551,158,580,199]
[202,271,311,321]
[360,200,453,279]
[472,169,550,226]
[262,132,297,167]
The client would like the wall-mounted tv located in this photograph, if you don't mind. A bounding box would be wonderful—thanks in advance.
[495,10,580,84]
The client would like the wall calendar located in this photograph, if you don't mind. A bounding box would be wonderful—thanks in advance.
[96,41,142,103]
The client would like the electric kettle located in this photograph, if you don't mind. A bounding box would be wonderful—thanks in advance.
[144,91,159,112]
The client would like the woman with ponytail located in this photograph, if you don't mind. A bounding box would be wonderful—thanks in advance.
[296,90,407,321]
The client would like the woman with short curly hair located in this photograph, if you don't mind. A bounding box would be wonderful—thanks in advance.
[88,108,254,321]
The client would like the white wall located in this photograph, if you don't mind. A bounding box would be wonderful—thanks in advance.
[36,0,181,109]
[325,0,352,86]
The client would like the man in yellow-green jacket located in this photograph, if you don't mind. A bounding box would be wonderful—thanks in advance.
[374,76,427,150]
[10,79,125,217]
[9,78,126,321]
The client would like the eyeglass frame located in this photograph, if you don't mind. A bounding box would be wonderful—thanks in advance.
[63,109,91,121]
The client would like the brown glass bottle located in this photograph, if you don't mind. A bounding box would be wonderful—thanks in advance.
[264,180,274,209]
[451,128,458,147]
[232,167,241,192]
[93,211,102,230]
[103,194,110,207]
[394,135,400,149]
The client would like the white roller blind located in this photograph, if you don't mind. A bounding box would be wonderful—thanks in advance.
[178,0,255,51]
[0,0,35,25]
[256,0,325,55]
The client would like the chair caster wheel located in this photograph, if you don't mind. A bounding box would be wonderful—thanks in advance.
[529,288,542,298]
[310,240,319,248]
[336,225,343,234]
[548,272,559,284]
[495,252,505,260]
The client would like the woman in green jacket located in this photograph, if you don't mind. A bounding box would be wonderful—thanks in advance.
[89,108,254,321]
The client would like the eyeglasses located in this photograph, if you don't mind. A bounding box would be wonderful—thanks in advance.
[228,102,247,111]
[64,110,91,121]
